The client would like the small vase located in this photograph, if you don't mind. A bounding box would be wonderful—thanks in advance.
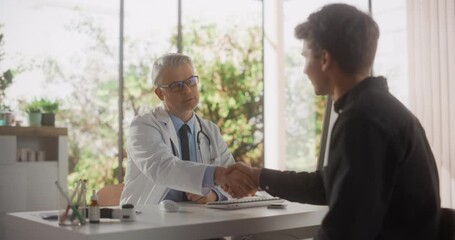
[0,111,6,126]
[4,112,15,126]
[41,113,55,126]
[29,112,42,127]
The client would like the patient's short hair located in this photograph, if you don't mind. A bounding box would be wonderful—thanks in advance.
[151,53,194,86]
[295,3,379,75]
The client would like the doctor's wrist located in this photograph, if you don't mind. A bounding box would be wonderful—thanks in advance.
[212,188,225,201]
[214,166,227,186]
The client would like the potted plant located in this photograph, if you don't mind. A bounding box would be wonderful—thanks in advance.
[0,104,14,126]
[40,99,59,126]
[24,100,42,127]
[0,27,14,126]
[0,70,13,108]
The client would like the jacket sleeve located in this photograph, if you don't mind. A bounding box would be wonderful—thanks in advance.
[317,115,393,240]
[127,114,209,195]
[259,168,327,205]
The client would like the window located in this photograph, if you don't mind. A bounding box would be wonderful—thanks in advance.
[372,0,408,105]
[1,0,263,187]
[182,0,264,165]
[279,0,369,171]
[123,1,177,119]
[265,0,408,172]
[0,0,121,187]
[1,0,409,186]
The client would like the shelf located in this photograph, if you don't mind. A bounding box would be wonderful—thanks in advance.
[0,126,67,137]
[15,161,58,165]
[0,131,68,216]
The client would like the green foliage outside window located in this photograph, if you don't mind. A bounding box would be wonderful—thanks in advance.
[48,14,264,190]
[6,11,323,192]
[0,25,14,111]
[178,21,264,166]
[284,50,326,171]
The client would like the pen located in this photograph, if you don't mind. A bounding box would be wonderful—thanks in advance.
[55,181,85,224]
[76,179,87,207]
[69,180,82,221]
[79,180,88,205]
[58,181,76,223]
[73,179,87,220]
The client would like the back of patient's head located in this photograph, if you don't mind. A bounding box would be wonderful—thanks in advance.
[152,53,194,86]
[295,3,380,75]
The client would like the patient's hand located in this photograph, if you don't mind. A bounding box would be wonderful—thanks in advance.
[223,162,260,198]
[215,165,258,198]
[186,190,217,204]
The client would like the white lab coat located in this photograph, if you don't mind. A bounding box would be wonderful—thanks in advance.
[120,105,234,205]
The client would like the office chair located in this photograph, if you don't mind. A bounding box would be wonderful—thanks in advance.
[440,208,455,240]
[96,183,124,206]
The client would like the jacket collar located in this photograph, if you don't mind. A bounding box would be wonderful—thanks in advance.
[154,105,171,124]
[154,105,196,132]
[334,76,388,114]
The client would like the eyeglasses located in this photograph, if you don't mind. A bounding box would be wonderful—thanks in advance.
[158,75,199,92]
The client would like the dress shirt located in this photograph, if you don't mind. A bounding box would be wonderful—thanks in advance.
[164,113,225,201]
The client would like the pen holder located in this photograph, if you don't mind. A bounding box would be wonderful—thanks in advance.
[58,189,86,226]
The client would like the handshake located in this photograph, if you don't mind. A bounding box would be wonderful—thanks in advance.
[214,162,261,198]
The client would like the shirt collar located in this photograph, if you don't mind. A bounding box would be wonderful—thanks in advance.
[168,112,196,134]
[333,76,388,114]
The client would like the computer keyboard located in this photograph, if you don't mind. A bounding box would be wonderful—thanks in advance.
[206,196,285,209]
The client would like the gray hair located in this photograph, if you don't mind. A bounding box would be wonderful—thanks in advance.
[151,53,194,86]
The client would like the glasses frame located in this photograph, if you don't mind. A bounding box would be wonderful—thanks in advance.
[158,75,199,92]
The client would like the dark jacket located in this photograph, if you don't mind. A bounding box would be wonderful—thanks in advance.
[260,77,441,240]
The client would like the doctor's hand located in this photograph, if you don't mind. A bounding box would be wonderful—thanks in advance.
[186,190,217,204]
[214,166,257,198]
[224,162,262,198]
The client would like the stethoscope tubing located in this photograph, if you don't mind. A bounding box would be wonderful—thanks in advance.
[169,115,213,163]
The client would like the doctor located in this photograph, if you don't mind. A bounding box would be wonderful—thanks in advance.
[120,53,255,206]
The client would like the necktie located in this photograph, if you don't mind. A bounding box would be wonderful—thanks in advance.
[178,124,190,161]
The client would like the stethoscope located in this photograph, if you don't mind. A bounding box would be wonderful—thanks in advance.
[170,115,214,164]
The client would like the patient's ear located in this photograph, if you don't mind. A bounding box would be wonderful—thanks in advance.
[155,87,164,101]
[320,50,331,72]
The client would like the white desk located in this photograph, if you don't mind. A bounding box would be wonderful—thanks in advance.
[4,202,327,240]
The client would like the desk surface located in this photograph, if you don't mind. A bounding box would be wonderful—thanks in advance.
[5,202,327,240]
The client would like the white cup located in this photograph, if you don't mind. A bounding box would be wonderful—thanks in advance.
[37,151,46,161]
[19,148,29,162]
[27,150,37,162]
